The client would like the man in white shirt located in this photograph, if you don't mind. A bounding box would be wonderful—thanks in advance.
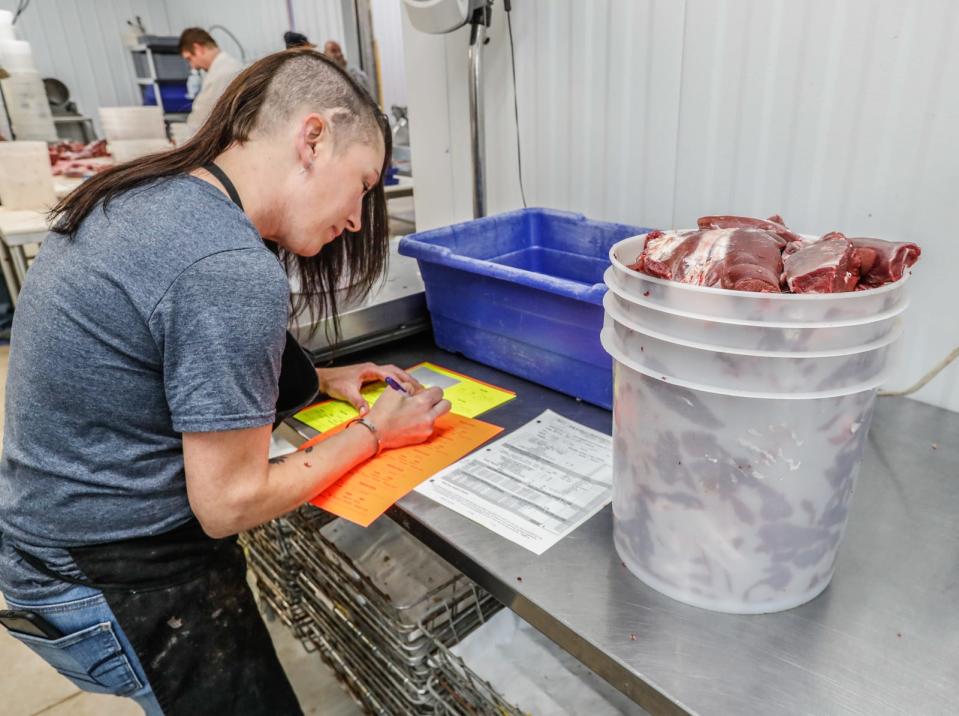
[179,28,244,136]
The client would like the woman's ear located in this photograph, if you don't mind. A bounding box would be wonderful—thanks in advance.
[297,113,329,170]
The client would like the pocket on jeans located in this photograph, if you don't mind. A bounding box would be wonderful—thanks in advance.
[10,621,143,696]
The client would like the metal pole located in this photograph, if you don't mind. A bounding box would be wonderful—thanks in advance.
[468,22,487,218]
[0,78,16,140]
[354,0,381,102]
[285,0,295,29]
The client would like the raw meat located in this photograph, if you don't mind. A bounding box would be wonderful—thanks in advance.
[631,228,783,293]
[626,216,920,294]
[783,232,861,294]
[48,139,109,164]
[848,237,921,287]
[48,140,113,178]
[698,214,802,245]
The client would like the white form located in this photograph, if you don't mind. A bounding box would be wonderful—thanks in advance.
[415,410,613,554]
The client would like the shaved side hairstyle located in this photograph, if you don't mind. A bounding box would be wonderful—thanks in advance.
[50,49,392,340]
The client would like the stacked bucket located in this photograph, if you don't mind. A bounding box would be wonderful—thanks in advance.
[601,233,910,614]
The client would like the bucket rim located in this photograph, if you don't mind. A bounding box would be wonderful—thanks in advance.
[603,292,904,358]
[603,268,910,328]
[601,328,889,400]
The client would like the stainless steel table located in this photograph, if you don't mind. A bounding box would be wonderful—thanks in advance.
[291,238,428,362]
[0,208,49,305]
[317,333,958,716]
[383,175,414,199]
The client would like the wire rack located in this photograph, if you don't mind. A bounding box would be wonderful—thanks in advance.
[242,505,521,714]
[428,642,527,716]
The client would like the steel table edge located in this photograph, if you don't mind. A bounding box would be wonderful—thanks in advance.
[386,503,692,716]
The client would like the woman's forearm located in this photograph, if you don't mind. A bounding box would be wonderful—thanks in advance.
[260,424,377,514]
[185,385,448,538]
[186,423,377,538]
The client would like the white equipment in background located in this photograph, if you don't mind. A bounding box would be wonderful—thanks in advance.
[99,107,171,161]
[108,138,171,163]
[0,140,56,209]
[402,0,492,218]
[0,9,14,42]
[169,122,192,146]
[402,0,487,34]
[0,15,58,141]
[98,106,165,141]
[0,140,56,304]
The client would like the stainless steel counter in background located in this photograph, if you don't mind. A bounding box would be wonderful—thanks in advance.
[292,238,429,363]
[301,334,958,716]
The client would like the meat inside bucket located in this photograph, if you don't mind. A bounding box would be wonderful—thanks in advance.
[604,214,919,614]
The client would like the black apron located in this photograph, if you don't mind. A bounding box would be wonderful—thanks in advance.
[16,164,319,715]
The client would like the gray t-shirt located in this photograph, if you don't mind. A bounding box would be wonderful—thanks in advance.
[0,175,289,601]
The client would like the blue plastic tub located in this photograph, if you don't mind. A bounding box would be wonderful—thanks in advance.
[398,208,650,408]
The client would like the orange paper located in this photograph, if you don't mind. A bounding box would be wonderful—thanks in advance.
[302,412,503,527]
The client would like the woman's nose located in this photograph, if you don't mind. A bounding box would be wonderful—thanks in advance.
[345,200,362,232]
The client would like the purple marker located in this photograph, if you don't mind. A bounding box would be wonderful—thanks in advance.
[385,376,409,394]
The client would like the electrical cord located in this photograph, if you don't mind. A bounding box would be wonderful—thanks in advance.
[12,0,32,24]
[209,24,247,63]
[879,345,959,397]
[504,1,528,208]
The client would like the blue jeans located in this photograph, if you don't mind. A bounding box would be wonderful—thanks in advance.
[3,584,164,715]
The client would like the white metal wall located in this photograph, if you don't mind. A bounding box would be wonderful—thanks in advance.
[0,0,171,135]
[403,0,959,412]
[162,0,346,63]
[371,0,407,111]
[0,0,348,137]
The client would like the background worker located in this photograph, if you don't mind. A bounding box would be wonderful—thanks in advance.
[180,27,244,136]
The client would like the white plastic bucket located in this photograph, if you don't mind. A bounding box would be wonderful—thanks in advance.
[604,268,906,353]
[98,106,166,141]
[603,333,882,613]
[609,234,910,323]
[107,139,172,163]
[603,298,900,394]
[0,11,16,42]
[0,39,35,71]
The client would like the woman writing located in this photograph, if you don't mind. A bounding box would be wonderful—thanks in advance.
[0,49,448,715]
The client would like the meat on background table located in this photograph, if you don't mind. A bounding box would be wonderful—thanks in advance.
[284,331,959,715]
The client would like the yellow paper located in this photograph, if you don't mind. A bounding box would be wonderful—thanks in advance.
[293,362,515,433]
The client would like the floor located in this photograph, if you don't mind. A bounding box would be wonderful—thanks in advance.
[0,344,362,715]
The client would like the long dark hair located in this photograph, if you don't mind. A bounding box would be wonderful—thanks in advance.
[50,49,392,341]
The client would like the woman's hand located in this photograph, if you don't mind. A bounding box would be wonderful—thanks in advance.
[316,362,422,416]
[364,385,452,449]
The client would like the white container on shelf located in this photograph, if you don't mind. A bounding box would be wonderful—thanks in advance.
[0,69,57,142]
[608,233,910,323]
[604,268,906,353]
[0,39,35,71]
[0,140,57,210]
[0,10,16,42]
[98,106,166,141]
[169,122,192,146]
[107,139,172,164]
[603,334,883,614]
